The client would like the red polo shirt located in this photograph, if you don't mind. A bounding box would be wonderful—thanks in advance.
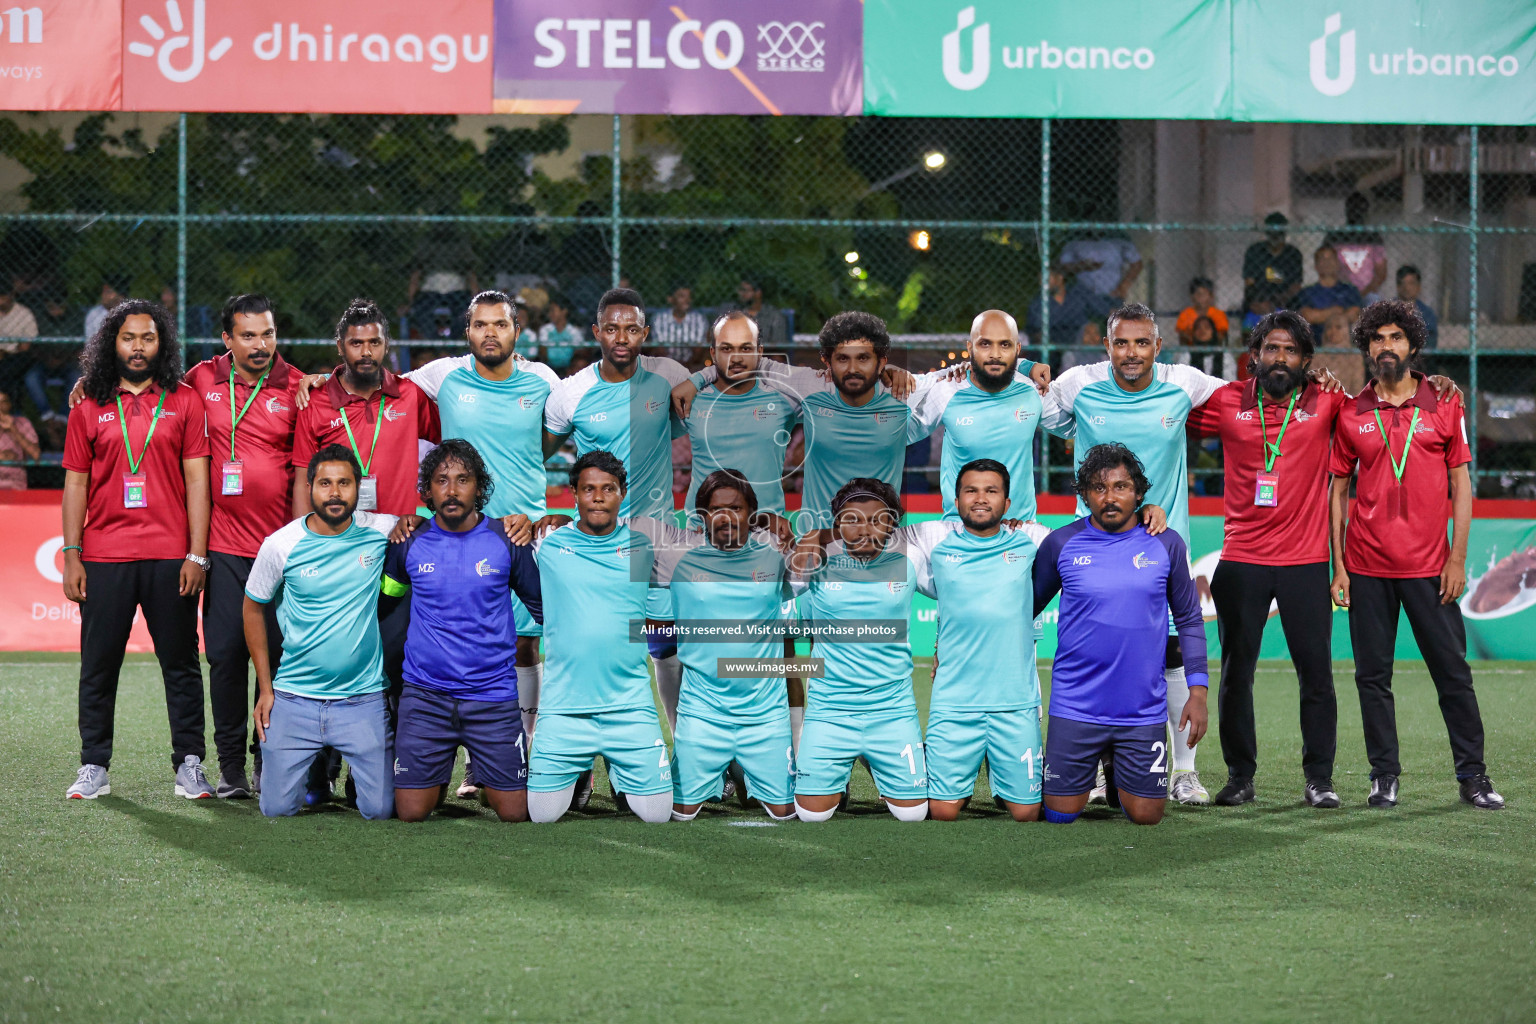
[1329,373,1471,578]
[291,367,439,518]
[63,381,210,562]
[184,353,301,558]
[1188,379,1345,566]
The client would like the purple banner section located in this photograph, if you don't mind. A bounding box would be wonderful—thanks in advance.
[493,0,862,115]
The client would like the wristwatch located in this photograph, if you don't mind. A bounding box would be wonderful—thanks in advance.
[185,553,211,570]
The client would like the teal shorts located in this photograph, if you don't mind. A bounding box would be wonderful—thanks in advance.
[513,592,543,639]
[796,710,926,799]
[645,585,673,621]
[672,713,794,806]
[925,707,1044,804]
[527,707,672,796]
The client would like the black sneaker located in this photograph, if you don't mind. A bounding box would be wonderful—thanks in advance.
[838,781,851,812]
[1459,774,1505,810]
[1102,757,1121,810]
[1302,778,1340,808]
[216,767,252,800]
[613,790,631,815]
[1214,776,1255,806]
[728,762,750,809]
[1368,774,1399,808]
[573,769,595,810]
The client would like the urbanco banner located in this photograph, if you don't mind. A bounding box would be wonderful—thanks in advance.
[0,0,122,110]
[493,0,863,115]
[121,0,494,114]
[1231,0,1536,125]
[862,0,1231,119]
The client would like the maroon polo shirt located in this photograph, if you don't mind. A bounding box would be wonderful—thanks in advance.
[1329,373,1471,578]
[1188,379,1345,566]
[291,367,440,518]
[63,381,210,562]
[185,353,301,558]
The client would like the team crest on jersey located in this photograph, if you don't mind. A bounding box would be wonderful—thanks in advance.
[644,399,662,415]
[875,412,896,424]
[751,406,774,420]
[1131,551,1159,569]
[1294,409,1314,422]
[474,558,502,577]
[519,397,537,409]
[887,581,908,594]
[266,396,290,414]
[1160,415,1177,429]
[751,570,776,582]
[614,545,632,558]
[383,406,407,422]
[1013,408,1034,422]
[1002,550,1027,564]
[358,553,382,569]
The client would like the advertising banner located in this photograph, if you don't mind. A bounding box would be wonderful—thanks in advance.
[862,0,1231,119]
[1231,0,1536,125]
[492,0,862,115]
[121,0,494,114]
[0,0,122,110]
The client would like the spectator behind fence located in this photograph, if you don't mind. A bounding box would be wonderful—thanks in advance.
[1396,265,1439,350]
[1324,192,1388,305]
[653,284,708,365]
[1057,231,1143,302]
[536,295,583,371]
[0,277,38,396]
[1189,315,1223,377]
[82,276,128,342]
[1026,265,1116,360]
[1242,212,1303,309]
[0,387,38,487]
[1176,277,1229,345]
[729,276,788,348]
[1296,246,1363,339]
[407,226,478,338]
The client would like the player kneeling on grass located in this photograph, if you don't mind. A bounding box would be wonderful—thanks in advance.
[1032,444,1209,826]
[378,439,544,823]
[664,470,798,821]
[790,479,929,822]
[244,445,399,820]
[524,451,691,824]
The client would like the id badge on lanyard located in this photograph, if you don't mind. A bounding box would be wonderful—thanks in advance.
[123,473,148,508]
[221,460,244,496]
[358,475,379,511]
[1254,473,1278,507]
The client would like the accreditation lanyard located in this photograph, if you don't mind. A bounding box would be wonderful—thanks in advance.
[117,388,167,508]
[1373,406,1420,483]
[221,366,270,496]
[340,392,387,511]
[1253,388,1298,507]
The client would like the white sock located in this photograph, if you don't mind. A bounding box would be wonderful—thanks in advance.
[520,661,543,739]
[670,806,700,822]
[626,792,673,824]
[527,784,574,823]
[1167,665,1197,772]
[764,804,799,821]
[795,801,836,822]
[654,655,682,735]
[789,705,805,757]
[886,800,928,822]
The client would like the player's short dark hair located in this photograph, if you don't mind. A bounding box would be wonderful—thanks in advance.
[465,289,515,331]
[570,450,627,492]
[333,298,389,346]
[307,443,362,485]
[418,438,494,513]
[695,468,758,515]
[596,287,646,326]
[1074,443,1149,506]
[1397,264,1421,284]
[220,293,273,337]
[1353,299,1428,356]
[831,477,902,523]
[818,310,890,361]
[1105,302,1159,343]
[1246,308,1315,358]
[1189,276,1214,295]
[956,458,1010,498]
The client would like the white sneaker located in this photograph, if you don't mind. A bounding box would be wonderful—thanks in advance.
[66,764,110,799]
[1170,769,1210,805]
[1087,762,1108,804]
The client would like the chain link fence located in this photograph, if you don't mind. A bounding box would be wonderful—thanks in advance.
[0,111,1532,495]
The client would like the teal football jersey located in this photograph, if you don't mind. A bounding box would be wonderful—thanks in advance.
[792,545,919,716]
[799,388,926,530]
[682,381,799,517]
[911,369,1043,521]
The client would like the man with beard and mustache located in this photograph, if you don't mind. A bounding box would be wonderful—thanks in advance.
[379,440,543,823]
[1032,444,1207,826]
[901,460,1051,821]
[1329,301,1503,811]
[62,299,213,801]
[244,445,400,820]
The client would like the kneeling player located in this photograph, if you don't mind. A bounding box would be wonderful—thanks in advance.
[380,440,543,822]
[791,479,928,822]
[1032,444,1208,825]
[524,451,690,824]
[663,470,797,821]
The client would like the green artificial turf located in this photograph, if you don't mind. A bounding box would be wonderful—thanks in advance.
[1,655,1532,1023]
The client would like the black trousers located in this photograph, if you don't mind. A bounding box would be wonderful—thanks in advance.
[1211,560,1337,781]
[1348,573,1487,779]
[204,551,282,775]
[79,559,204,769]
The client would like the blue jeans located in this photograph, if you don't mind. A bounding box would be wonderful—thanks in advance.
[25,361,80,418]
[259,690,393,820]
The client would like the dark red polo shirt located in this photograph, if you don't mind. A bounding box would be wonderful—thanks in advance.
[1188,379,1345,566]
[63,381,210,562]
[291,367,440,518]
[1329,373,1471,578]
[184,353,302,558]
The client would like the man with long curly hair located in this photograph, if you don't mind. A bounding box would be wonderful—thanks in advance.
[61,299,213,801]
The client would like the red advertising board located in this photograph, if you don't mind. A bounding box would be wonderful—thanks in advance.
[121,0,493,114]
[0,0,122,110]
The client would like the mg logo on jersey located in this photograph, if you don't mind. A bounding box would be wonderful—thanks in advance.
[689,570,714,583]
[474,558,502,577]
[1071,554,1092,566]
[956,416,975,427]
[458,393,477,404]
[824,581,843,590]
[415,563,436,573]
[98,411,116,423]
[1132,551,1159,569]
[944,553,964,563]
[814,407,835,417]
[588,412,608,423]
[299,566,320,578]
[205,391,223,403]
[1087,415,1106,426]
[1359,421,1377,434]
[1236,410,1254,421]
[557,545,576,555]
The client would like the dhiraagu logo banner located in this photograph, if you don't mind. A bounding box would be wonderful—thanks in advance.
[862,0,1231,118]
[1232,0,1536,125]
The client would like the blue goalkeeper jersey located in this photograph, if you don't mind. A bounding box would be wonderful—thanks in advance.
[1032,518,1209,727]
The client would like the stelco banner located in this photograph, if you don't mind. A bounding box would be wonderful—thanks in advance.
[862,0,1232,119]
[491,0,863,115]
[1231,0,1536,126]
